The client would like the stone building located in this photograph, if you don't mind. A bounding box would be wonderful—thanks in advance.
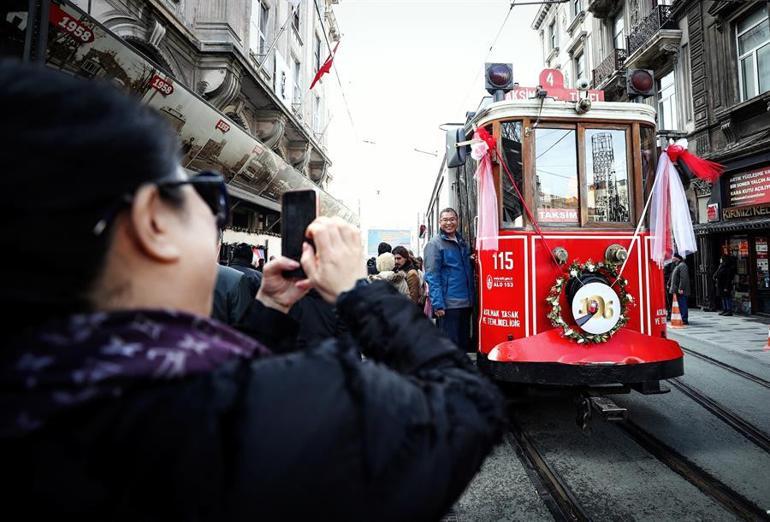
[60,0,342,252]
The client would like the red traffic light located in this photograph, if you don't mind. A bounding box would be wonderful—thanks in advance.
[485,63,514,95]
[488,64,512,88]
[627,69,654,97]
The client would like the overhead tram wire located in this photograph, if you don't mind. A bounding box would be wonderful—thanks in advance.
[312,0,357,137]
[456,0,517,116]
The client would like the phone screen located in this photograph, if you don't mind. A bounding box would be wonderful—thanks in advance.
[281,190,318,277]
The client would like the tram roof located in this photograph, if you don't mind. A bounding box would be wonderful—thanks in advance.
[469,99,657,131]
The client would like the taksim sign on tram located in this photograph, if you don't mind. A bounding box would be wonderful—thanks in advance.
[506,69,605,102]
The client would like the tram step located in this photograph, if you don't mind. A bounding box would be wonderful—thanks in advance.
[590,396,628,422]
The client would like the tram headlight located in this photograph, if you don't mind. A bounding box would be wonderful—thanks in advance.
[605,244,628,265]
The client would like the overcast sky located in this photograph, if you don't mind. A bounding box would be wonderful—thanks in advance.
[324,0,543,244]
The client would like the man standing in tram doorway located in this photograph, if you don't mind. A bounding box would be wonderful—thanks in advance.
[424,208,475,351]
[670,253,691,325]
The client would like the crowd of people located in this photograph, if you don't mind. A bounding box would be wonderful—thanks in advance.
[0,61,505,519]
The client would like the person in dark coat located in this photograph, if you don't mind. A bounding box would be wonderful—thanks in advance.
[713,254,737,316]
[663,261,674,321]
[212,264,255,325]
[230,242,262,294]
[0,63,504,521]
[669,253,691,324]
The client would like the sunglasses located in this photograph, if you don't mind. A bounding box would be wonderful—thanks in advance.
[93,171,229,236]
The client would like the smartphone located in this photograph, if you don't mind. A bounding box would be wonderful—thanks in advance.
[281,189,318,278]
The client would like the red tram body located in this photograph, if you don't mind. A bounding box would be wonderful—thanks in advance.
[426,74,684,394]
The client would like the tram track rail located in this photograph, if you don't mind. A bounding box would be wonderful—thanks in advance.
[681,346,770,389]
[507,417,590,522]
[669,378,770,454]
[617,419,770,521]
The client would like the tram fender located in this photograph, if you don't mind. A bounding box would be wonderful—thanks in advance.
[487,327,683,365]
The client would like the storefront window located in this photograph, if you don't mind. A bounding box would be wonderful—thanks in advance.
[535,128,579,225]
[585,129,630,223]
[501,121,524,228]
[727,237,752,314]
[755,237,770,313]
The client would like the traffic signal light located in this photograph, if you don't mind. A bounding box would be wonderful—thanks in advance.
[485,63,514,101]
[626,69,655,98]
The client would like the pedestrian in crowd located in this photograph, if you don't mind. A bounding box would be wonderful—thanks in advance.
[369,252,410,296]
[424,208,474,351]
[393,246,422,304]
[377,241,392,255]
[0,63,504,520]
[213,231,255,325]
[714,253,737,316]
[230,242,262,295]
[366,256,378,275]
[663,261,674,321]
[670,253,691,325]
[287,288,346,350]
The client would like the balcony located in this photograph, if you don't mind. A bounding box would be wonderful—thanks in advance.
[587,0,621,19]
[592,48,627,89]
[625,5,681,69]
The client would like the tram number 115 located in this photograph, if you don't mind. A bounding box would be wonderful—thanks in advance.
[492,252,514,271]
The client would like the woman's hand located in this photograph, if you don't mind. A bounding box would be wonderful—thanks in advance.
[300,217,366,303]
[256,257,310,313]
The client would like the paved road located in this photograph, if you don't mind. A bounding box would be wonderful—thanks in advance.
[451,313,770,521]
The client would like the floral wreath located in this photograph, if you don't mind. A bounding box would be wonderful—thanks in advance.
[546,259,634,344]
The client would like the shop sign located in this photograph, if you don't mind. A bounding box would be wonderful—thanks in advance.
[722,204,770,220]
[707,203,719,222]
[728,165,770,207]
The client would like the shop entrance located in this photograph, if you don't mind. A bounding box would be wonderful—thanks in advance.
[720,234,770,315]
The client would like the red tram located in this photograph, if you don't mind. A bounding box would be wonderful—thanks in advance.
[425,67,684,397]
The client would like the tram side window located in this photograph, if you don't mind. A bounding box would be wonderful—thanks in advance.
[585,129,630,223]
[535,128,579,225]
[501,121,524,228]
[640,125,657,195]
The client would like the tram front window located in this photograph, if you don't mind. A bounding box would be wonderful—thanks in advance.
[535,128,579,225]
[501,121,524,227]
[585,129,630,223]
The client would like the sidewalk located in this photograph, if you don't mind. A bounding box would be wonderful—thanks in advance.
[665,309,770,379]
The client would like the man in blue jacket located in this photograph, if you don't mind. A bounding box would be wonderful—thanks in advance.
[424,208,475,351]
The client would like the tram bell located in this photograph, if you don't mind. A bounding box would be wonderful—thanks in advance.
[485,63,514,102]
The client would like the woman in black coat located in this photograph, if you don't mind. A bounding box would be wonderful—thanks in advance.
[714,254,737,315]
[0,63,504,520]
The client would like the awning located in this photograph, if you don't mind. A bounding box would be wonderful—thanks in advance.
[694,217,770,235]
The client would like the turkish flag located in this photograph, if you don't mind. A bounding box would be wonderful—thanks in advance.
[310,40,340,90]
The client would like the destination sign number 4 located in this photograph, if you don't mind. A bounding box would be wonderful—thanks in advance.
[492,252,514,270]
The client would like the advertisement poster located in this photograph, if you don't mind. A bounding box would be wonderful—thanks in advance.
[728,166,770,207]
[367,229,412,256]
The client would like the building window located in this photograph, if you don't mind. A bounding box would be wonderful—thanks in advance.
[572,0,582,18]
[575,51,586,83]
[613,13,625,50]
[313,94,322,134]
[681,43,693,123]
[249,1,269,58]
[549,19,557,50]
[736,7,770,101]
[314,34,322,73]
[292,57,301,104]
[657,70,679,130]
[292,3,300,33]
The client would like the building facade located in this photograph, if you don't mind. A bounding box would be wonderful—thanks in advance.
[63,0,341,251]
[532,1,770,317]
